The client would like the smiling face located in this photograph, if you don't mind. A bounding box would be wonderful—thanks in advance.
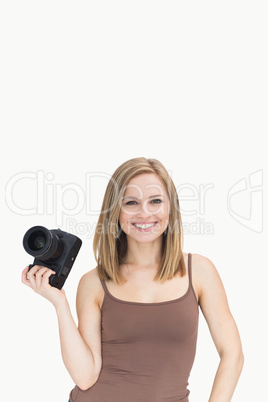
[119,173,170,242]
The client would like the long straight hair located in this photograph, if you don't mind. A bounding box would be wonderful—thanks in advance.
[93,157,186,285]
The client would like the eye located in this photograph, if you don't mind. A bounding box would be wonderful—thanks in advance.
[125,201,137,205]
[125,199,163,205]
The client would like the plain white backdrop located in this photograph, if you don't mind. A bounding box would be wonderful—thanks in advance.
[0,1,267,401]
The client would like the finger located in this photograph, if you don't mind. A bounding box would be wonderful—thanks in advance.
[27,265,45,275]
[21,266,33,288]
[38,269,56,291]
[35,267,54,288]
[27,265,47,280]
[21,266,29,280]
[22,265,32,283]
[27,269,37,290]
[25,265,37,280]
[27,265,47,290]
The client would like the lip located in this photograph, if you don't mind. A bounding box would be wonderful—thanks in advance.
[132,222,157,224]
[131,222,158,232]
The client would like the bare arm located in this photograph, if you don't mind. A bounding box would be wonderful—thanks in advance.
[55,300,99,390]
[21,265,102,391]
[194,254,244,402]
[55,268,103,390]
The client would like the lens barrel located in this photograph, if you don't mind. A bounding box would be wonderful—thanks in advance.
[23,226,63,262]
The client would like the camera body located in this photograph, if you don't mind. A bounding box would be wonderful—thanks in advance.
[23,226,82,289]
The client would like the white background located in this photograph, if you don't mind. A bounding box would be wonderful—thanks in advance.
[0,1,267,401]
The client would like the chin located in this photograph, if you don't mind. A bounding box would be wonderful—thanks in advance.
[127,233,163,242]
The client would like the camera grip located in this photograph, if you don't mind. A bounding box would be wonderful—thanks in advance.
[28,263,57,272]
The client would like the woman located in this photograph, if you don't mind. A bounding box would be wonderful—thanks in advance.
[22,157,244,402]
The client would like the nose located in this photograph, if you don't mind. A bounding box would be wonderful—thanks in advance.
[136,200,152,218]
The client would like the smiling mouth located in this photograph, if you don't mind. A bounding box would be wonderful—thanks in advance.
[131,222,158,230]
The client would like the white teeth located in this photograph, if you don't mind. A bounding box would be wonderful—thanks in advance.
[133,223,156,229]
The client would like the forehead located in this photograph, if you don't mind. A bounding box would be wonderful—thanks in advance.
[124,173,166,196]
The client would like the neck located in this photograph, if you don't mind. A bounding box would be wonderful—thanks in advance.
[123,235,163,267]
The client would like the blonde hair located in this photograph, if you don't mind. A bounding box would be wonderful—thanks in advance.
[93,157,186,285]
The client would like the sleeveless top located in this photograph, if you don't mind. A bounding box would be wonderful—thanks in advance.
[69,253,199,402]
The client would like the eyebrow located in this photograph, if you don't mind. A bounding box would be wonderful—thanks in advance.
[122,194,164,200]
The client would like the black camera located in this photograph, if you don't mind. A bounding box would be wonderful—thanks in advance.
[23,226,82,289]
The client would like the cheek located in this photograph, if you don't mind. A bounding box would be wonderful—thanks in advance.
[118,211,124,224]
[119,207,137,220]
[166,202,171,216]
[119,210,131,224]
[156,203,170,217]
[158,207,170,225]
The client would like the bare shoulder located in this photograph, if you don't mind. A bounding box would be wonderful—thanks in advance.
[191,252,217,274]
[191,253,222,282]
[191,252,231,314]
[77,267,102,307]
[191,253,244,361]
[190,253,225,305]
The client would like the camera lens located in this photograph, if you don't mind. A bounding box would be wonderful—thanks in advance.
[33,235,46,250]
[27,230,47,251]
[23,226,63,261]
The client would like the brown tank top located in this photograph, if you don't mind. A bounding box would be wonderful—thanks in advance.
[69,253,199,402]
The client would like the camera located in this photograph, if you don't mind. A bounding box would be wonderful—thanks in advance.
[23,226,82,289]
